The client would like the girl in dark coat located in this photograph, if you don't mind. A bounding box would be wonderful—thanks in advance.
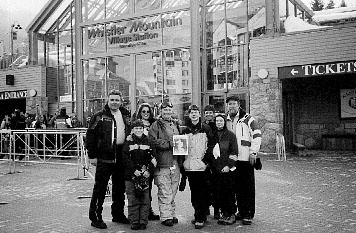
[212,114,238,225]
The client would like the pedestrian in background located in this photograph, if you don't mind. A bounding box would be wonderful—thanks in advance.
[148,102,182,227]
[0,112,11,129]
[0,112,11,159]
[212,114,238,225]
[10,109,26,160]
[180,104,214,229]
[86,90,131,229]
[225,96,262,225]
[122,119,156,230]
[33,114,47,129]
[71,115,83,128]
[49,107,71,129]
[24,112,34,128]
[132,103,160,221]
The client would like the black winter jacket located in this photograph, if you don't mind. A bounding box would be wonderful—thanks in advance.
[86,104,131,161]
[122,134,155,180]
[211,128,238,172]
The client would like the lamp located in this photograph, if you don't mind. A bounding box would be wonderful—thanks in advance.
[10,23,22,65]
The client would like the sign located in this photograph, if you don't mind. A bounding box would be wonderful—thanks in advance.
[173,135,189,155]
[60,95,73,102]
[88,16,183,49]
[278,60,356,79]
[0,90,27,100]
[340,89,356,118]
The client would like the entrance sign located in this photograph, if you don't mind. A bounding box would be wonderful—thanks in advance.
[340,89,356,118]
[278,60,356,79]
[0,90,27,100]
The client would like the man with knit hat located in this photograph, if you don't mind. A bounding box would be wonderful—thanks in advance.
[148,101,182,227]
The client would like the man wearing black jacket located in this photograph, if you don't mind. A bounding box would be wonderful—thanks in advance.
[86,90,131,229]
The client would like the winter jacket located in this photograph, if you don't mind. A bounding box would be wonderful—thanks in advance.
[148,118,182,168]
[227,109,262,161]
[122,134,155,181]
[181,119,215,171]
[86,104,131,161]
[211,128,238,172]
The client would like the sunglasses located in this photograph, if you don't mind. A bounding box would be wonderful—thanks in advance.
[160,102,173,109]
[141,110,150,113]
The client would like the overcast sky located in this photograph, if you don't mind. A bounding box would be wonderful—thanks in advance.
[0,0,355,52]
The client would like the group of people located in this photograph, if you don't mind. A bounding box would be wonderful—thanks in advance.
[86,90,262,230]
[0,107,85,160]
[0,107,83,131]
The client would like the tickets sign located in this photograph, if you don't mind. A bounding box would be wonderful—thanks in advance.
[278,60,356,79]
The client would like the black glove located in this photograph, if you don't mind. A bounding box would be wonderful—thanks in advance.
[179,176,187,191]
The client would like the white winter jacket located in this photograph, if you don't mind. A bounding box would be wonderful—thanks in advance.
[227,112,262,161]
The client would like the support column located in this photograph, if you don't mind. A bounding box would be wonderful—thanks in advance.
[28,31,38,65]
[190,0,201,106]
[265,0,280,35]
[74,0,84,122]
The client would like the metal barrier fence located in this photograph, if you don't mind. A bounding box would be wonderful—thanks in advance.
[0,128,89,177]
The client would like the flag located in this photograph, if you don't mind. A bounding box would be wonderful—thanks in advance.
[12,31,17,40]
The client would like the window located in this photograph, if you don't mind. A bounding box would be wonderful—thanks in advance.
[182,70,189,76]
[166,79,176,85]
[166,61,175,67]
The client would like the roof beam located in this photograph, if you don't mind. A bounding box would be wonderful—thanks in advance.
[26,0,64,32]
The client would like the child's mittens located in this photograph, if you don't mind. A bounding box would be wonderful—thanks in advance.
[134,170,141,177]
[143,170,150,178]
[151,157,157,167]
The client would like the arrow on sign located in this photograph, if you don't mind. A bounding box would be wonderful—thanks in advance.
[291,68,298,75]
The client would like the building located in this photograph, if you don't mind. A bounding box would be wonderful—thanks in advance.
[1,0,354,152]
[250,3,356,151]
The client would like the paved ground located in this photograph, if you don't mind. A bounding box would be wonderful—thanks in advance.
[0,150,356,233]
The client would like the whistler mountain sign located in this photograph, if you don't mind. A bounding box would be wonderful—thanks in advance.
[278,60,356,79]
[88,16,183,47]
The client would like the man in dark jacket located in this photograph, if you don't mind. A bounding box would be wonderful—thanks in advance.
[86,90,131,229]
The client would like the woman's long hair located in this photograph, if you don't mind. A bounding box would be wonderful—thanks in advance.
[134,103,155,125]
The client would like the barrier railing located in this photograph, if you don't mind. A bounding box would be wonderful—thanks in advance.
[0,129,89,177]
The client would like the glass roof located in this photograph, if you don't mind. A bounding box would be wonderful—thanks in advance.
[39,0,73,33]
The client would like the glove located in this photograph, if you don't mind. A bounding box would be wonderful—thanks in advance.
[179,176,187,191]
[134,170,141,177]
